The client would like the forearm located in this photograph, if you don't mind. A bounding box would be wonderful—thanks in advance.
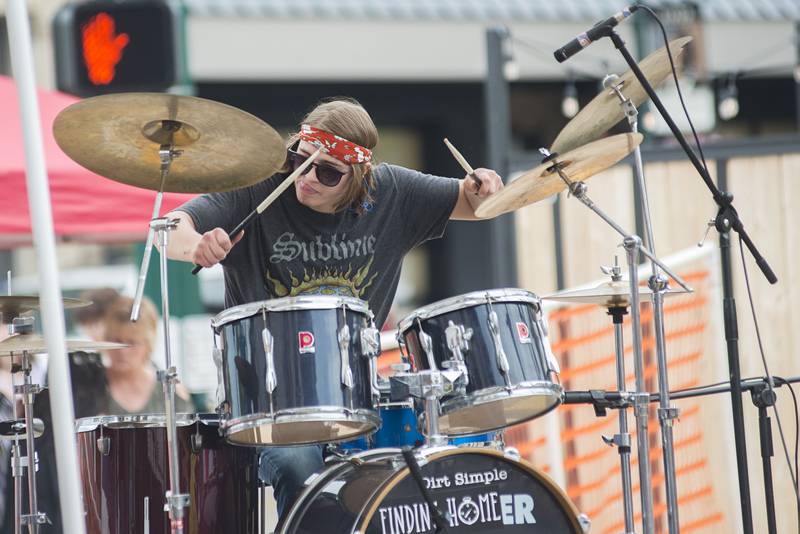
[162,211,202,262]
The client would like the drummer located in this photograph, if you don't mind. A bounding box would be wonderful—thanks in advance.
[164,97,504,518]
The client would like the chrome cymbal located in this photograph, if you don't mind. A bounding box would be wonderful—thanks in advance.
[53,93,286,193]
[550,36,692,155]
[543,280,691,308]
[0,334,127,356]
[475,133,642,218]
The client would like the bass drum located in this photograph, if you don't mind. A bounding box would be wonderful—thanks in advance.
[280,447,588,534]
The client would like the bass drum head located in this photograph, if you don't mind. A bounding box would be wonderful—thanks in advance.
[281,448,585,534]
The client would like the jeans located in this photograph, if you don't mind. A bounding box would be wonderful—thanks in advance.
[258,445,325,518]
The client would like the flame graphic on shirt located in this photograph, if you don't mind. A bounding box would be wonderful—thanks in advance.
[81,13,130,85]
[266,257,377,298]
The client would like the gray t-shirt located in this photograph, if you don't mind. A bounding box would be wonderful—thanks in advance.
[176,163,460,327]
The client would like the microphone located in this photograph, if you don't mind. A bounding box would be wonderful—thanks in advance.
[554,5,639,63]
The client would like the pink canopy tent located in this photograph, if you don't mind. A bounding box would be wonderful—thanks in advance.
[0,75,196,247]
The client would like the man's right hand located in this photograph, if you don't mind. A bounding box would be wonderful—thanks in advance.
[191,228,244,268]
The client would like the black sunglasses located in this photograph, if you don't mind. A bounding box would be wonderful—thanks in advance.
[287,147,349,187]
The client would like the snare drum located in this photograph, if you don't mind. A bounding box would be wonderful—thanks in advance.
[212,296,381,445]
[76,414,262,534]
[280,447,588,533]
[398,289,562,435]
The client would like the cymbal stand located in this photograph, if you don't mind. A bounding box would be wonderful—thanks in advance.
[131,144,181,323]
[8,318,48,533]
[603,262,636,534]
[606,74,682,534]
[540,151,692,534]
[131,144,189,534]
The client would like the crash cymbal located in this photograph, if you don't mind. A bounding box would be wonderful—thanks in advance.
[0,334,127,356]
[0,295,90,317]
[53,93,286,193]
[475,132,642,218]
[543,280,691,308]
[550,36,692,155]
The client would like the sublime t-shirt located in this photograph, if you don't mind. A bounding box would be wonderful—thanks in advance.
[176,163,461,327]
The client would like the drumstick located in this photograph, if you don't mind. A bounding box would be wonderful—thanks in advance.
[443,138,483,192]
[191,148,321,275]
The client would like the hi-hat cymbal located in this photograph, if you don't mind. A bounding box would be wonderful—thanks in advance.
[0,295,90,317]
[0,334,127,356]
[0,418,45,439]
[53,93,286,193]
[550,36,692,155]
[543,280,691,308]
[475,132,642,218]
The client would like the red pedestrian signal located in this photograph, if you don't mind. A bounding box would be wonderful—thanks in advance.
[53,0,179,96]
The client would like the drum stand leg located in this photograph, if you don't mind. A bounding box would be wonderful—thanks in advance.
[607,303,636,534]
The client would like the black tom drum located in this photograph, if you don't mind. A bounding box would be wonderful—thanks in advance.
[212,295,381,445]
[398,288,562,435]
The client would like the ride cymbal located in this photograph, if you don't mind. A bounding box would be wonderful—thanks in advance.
[543,280,690,308]
[475,132,642,218]
[550,36,692,155]
[53,93,286,193]
[0,334,127,356]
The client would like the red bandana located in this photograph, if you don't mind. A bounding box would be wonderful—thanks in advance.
[298,124,373,164]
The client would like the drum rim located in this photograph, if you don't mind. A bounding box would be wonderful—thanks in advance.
[211,294,373,328]
[397,288,540,332]
[75,412,215,432]
[357,447,585,533]
[223,407,381,446]
[438,381,564,435]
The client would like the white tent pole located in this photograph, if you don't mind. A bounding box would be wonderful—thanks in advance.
[6,2,87,534]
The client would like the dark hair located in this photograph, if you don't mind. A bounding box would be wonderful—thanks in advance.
[281,97,379,215]
[72,287,121,324]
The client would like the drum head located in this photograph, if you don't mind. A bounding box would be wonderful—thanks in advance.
[283,447,585,533]
[360,449,583,533]
[439,383,562,435]
[225,410,380,446]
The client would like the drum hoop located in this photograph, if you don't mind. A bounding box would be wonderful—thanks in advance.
[75,412,209,432]
[357,447,584,533]
[397,288,540,332]
[211,295,372,328]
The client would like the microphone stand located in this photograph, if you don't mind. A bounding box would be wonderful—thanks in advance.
[593,26,779,534]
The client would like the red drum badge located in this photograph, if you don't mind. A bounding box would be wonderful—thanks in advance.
[298,331,316,354]
[516,322,532,344]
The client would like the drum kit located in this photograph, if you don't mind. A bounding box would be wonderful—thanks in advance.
[1,36,698,534]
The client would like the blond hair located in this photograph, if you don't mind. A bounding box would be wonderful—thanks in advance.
[282,98,379,214]
[103,296,158,355]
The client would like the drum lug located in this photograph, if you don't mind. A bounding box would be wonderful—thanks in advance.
[417,320,437,371]
[360,324,380,358]
[578,512,592,533]
[190,432,203,453]
[502,446,521,462]
[97,436,111,456]
[212,346,226,408]
[487,308,512,383]
[445,320,472,361]
[262,327,277,395]
[338,324,354,389]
